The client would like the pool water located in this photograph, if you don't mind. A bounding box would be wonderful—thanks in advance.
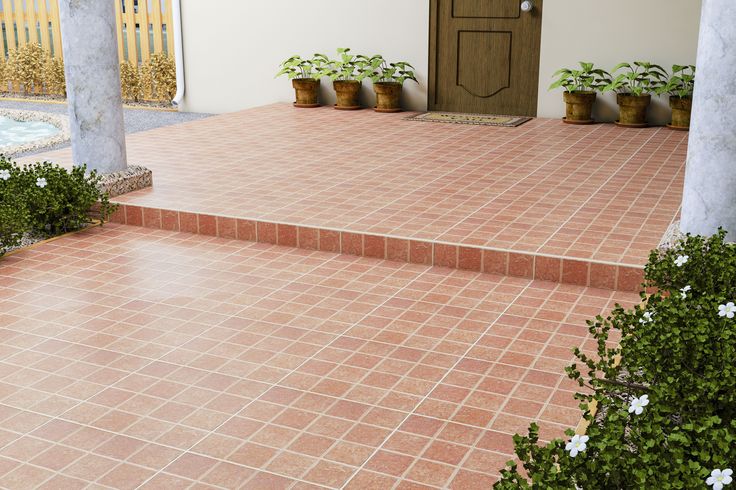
[0,116,60,148]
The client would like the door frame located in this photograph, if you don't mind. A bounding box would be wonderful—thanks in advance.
[427,0,543,115]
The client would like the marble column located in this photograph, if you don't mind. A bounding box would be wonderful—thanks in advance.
[59,0,127,174]
[680,0,736,238]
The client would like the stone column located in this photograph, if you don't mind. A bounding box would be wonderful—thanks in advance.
[59,0,127,174]
[680,0,736,237]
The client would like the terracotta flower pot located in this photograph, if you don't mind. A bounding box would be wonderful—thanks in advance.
[562,91,596,124]
[333,80,362,110]
[374,82,402,113]
[669,96,692,130]
[292,78,320,108]
[616,93,651,127]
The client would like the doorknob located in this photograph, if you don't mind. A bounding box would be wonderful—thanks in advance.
[520,0,534,12]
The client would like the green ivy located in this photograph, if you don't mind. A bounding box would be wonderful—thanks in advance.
[495,230,736,489]
[0,156,115,255]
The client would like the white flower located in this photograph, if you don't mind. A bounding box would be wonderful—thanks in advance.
[718,302,736,319]
[36,177,47,188]
[639,311,654,324]
[0,169,9,181]
[565,434,588,458]
[707,469,733,490]
[680,285,691,299]
[674,255,689,267]
[628,394,649,415]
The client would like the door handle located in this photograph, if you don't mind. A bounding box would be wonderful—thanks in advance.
[520,0,534,12]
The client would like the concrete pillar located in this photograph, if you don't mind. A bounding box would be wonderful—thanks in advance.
[59,0,127,174]
[681,0,736,237]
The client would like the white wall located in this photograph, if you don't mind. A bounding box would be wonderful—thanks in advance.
[179,0,430,114]
[537,0,702,124]
[180,0,702,125]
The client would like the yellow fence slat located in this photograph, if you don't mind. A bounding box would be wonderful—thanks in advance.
[136,0,150,63]
[113,0,124,63]
[149,0,163,55]
[12,0,25,46]
[164,0,173,57]
[36,0,51,53]
[25,0,38,46]
[48,0,62,59]
[123,0,136,63]
[2,0,15,51]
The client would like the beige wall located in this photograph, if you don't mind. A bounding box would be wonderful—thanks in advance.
[180,0,701,124]
[178,0,430,114]
[537,0,702,125]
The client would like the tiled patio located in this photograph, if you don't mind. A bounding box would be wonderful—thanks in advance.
[0,225,638,489]
[22,103,687,291]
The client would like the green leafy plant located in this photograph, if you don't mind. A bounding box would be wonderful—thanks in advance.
[0,157,115,247]
[361,55,418,85]
[317,48,370,81]
[603,61,668,96]
[495,230,736,489]
[657,64,696,99]
[276,54,330,80]
[0,163,29,256]
[549,62,611,93]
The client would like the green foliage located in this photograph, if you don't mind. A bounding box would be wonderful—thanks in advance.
[0,164,29,256]
[276,54,330,80]
[316,48,371,82]
[549,62,611,93]
[603,61,668,96]
[359,55,418,85]
[0,156,115,254]
[495,230,736,489]
[657,64,696,99]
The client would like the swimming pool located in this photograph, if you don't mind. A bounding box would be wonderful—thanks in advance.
[0,116,60,148]
[0,109,70,157]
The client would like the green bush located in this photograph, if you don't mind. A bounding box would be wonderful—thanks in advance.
[0,157,114,254]
[495,230,736,489]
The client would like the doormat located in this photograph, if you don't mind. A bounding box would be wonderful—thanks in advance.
[405,111,532,127]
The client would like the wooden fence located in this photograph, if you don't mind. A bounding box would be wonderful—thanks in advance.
[0,0,173,64]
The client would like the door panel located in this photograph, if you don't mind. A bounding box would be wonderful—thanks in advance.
[457,31,511,98]
[453,0,519,18]
[429,0,543,116]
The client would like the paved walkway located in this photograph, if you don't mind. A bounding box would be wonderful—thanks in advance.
[0,98,211,157]
[0,224,638,489]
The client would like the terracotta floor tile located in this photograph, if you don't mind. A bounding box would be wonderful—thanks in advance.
[23,104,684,277]
[0,225,639,488]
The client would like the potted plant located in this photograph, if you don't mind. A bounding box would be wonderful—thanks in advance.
[603,61,668,127]
[657,64,695,130]
[276,54,329,108]
[318,48,370,110]
[549,62,611,124]
[362,55,418,113]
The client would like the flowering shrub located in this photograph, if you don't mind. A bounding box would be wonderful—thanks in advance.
[495,230,736,489]
[0,157,114,255]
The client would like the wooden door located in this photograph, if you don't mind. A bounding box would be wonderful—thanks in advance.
[428,0,543,116]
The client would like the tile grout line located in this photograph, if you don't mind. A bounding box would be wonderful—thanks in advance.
[342,278,536,489]
[133,258,446,489]
[0,232,351,490]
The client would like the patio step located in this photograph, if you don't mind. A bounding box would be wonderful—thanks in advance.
[110,203,645,292]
